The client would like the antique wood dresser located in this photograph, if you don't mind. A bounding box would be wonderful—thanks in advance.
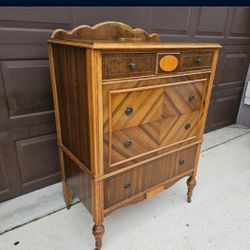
[48,21,221,249]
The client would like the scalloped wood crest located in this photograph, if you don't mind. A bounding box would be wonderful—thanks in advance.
[51,21,160,42]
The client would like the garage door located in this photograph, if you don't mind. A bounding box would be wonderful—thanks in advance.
[0,7,249,201]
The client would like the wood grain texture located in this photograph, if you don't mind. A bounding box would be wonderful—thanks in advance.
[103,78,206,169]
[157,50,214,74]
[51,44,91,170]
[104,143,198,209]
[48,39,222,50]
[103,53,156,79]
[145,186,164,199]
[64,153,93,213]
[159,55,179,72]
[86,49,104,177]
[51,21,160,42]
[48,44,71,206]
[48,21,221,250]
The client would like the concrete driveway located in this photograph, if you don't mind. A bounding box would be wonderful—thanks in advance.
[0,125,250,250]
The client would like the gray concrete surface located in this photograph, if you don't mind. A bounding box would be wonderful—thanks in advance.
[0,125,250,250]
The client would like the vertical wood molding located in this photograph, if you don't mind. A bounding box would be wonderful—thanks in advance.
[86,49,104,177]
[48,44,66,184]
[198,49,220,137]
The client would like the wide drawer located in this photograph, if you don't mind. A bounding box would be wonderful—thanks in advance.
[157,51,214,74]
[110,80,205,132]
[106,111,200,166]
[104,79,205,168]
[102,53,156,79]
[104,144,198,209]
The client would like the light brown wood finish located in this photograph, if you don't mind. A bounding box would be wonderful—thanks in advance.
[48,44,72,207]
[51,21,160,42]
[48,22,221,249]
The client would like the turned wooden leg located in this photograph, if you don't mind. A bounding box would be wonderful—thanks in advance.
[187,176,196,203]
[92,224,105,250]
[62,181,73,209]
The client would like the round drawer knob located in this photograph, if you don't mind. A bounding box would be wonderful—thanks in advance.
[124,139,132,148]
[129,63,137,71]
[159,55,178,72]
[195,56,202,65]
[124,182,131,189]
[188,95,195,102]
[185,123,191,130]
[125,106,134,116]
[179,159,185,166]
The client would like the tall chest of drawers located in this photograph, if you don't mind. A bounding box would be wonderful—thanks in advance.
[48,22,221,249]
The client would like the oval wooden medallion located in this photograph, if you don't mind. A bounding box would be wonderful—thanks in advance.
[159,55,178,72]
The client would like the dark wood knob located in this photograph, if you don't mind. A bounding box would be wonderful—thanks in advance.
[125,106,133,116]
[124,139,132,148]
[188,95,195,102]
[195,56,202,65]
[124,182,131,189]
[185,123,191,130]
[179,159,185,166]
[129,63,137,70]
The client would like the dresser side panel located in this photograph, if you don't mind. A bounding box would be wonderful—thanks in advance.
[51,44,91,170]
[64,153,93,213]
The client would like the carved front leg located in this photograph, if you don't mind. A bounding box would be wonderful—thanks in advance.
[62,182,73,209]
[93,224,105,250]
[186,176,196,203]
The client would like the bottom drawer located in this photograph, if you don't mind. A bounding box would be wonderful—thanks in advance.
[104,144,199,209]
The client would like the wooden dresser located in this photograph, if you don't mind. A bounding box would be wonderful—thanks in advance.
[48,22,221,249]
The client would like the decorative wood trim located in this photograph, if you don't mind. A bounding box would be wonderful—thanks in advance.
[104,168,194,215]
[197,49,220,138]
[59,144,92,176]
[102,69,211,85]
[51,21,160,42]
[110,136,197,168]
[86,49,104,177]
[108,78,208,94]
[92,181,104,225]
[48,44,66,187]
[95,140,202,182]
[48,39,222,50]
[146,185,164,199]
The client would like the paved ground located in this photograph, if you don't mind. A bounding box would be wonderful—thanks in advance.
[0,125,250,250]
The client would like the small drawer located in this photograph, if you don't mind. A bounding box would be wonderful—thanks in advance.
[179,51,213,71]
[102,53,156,79]
[104,168,139,208]
[177,145,198,175]
[157,51,213,74]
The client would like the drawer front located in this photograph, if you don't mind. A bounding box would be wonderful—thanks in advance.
[103,53,156,79]
[157,51,213,74]
[177,145,198,175]
[141,152,177,190]
[104,168,139,208]
[107,111,200,166]
[104,144,198,209]
[111,80,205,132]
[104,79,205,168]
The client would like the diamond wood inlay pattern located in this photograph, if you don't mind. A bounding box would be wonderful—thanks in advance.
[104,79,206,168]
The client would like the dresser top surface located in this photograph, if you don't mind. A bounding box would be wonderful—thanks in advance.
[48,39,222,50]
